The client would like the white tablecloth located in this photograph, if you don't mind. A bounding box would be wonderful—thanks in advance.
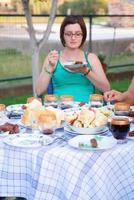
[0,121,134,200]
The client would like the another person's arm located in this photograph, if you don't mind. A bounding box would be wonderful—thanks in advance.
[35,50,58,96]
[104,77,134,105]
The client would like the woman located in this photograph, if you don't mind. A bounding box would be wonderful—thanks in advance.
[36,15,110,102]
[104,77,134,105]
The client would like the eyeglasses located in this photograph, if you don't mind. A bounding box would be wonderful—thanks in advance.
[64,32,83,38]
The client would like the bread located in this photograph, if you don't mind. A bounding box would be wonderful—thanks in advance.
[90,94,103,101]
[114,102,130,111]
[38,109,56,124]
[0,104,6,111]
[27,97,41,103]
[21,107,44,126]
[45,106,65,128]
[59,95,74,102]
[44,94,58,102]
[38,109,57,130]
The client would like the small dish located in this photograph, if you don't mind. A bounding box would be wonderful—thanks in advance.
[68,134,117,151]
[4,133,54,148]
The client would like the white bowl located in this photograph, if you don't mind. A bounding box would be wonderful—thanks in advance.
[68,124,106,135]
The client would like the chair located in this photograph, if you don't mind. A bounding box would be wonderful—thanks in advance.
[47,78,53,94]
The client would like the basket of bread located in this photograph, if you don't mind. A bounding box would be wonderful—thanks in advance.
[65,107,109,134]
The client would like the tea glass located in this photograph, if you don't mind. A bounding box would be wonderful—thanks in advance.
[110,117,130,144]
[38,121,56,136]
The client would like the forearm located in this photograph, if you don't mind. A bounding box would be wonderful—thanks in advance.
[122,91,134,105]
[35,71,51,96]
[86,70,110,92]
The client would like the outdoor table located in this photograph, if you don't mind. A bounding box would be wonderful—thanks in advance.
[0,117,134,200]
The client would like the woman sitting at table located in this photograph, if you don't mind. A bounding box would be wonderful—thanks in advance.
[35,15,110,102]
[104,77,134,105]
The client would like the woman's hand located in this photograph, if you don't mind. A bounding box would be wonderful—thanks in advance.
[44,50,58,73]
[48,50,58,69]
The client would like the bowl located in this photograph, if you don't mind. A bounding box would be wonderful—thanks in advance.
[68,123,106,135]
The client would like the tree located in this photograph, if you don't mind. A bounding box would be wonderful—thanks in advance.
[21,0,58,96]
[59,0,107,15]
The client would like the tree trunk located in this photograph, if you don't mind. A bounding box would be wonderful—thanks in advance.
[32,46,40,96]
[21,0,58,96]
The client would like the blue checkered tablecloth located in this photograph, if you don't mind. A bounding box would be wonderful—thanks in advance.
[0,122,134,200]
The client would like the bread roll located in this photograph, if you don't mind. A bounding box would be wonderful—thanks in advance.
[38,109,57,129]
[27,97,41,103]
[21,107,44,126]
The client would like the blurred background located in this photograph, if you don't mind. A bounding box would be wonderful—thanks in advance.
[0,0,134,105]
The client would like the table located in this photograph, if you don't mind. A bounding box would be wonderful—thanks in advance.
[0,120,134,200]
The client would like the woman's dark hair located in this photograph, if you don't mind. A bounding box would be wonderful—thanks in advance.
[60,15,87,47]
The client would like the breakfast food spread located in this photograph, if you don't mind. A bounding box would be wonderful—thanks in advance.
[21,98,64,128]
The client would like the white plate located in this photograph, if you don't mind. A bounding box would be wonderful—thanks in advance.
[6,104,26,112]
[3,133,53,148]
[127,130,134,140]
[67,123,107,135]
[64,126,108,136]
[64,61,87,69]
[0,131,9,138]
[68,135,117,151]
[63,61,87,73]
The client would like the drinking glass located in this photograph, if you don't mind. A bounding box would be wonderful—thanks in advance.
[38,120,56,136]
[110,117,130,144]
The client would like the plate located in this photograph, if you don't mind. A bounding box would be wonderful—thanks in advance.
[67,123,107,135]
[127,130,134,140]
[68,135,117,151]
[3,133,53,148]
[6,104,26,113]
[0,131,9,138]
[63,61,87,73]
[64,126,108,136]
[64,61,87,69]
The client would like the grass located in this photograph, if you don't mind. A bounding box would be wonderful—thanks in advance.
[0,49,133,80]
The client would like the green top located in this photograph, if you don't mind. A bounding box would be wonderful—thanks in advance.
[52,52,95,102]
